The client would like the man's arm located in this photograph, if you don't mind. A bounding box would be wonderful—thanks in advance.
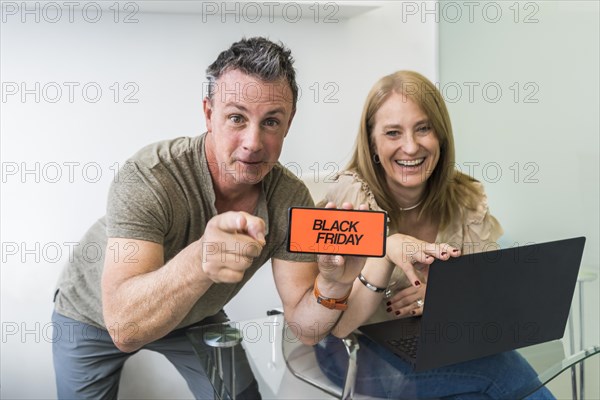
[101,238,213,353]
[270,201,370,344]
[271,258,353,345]
[102,211,265,353]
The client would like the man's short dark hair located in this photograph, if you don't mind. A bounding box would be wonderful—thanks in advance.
[206,37,298,110]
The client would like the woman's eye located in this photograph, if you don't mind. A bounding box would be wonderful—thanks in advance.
[416,125,431,135]
[385,130,400,137]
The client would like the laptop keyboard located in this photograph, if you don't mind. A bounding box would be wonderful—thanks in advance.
[387,336,419,359]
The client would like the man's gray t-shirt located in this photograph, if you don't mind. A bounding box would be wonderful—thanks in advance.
[54,133,315,329]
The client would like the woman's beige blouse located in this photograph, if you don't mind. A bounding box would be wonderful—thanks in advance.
[321,171,504,324]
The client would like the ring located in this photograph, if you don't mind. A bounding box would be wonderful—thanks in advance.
[415,298,424,308]
[409,254,416,264]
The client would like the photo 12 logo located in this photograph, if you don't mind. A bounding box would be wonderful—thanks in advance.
[421,321,540,345]
[202,80,340,104]
[454,161,540,184]
[400,1,540,24]
[1,2,140,24]
[401,81,540,105]
[437,81,540,104]
[1,161,142,184]
[1,241,140,264]
[2,82,140,104]
[199,1,340,24]
[1,320,140,344]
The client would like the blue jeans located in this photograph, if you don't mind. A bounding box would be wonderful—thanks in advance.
[314,334,556,399]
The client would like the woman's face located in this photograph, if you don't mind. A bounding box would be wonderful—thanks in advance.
[371,92,440,197]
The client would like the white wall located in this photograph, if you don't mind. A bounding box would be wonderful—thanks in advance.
[0,2,436,398]
[438,1,599,349]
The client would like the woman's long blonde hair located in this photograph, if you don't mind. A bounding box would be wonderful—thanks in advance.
[347,70,481,231]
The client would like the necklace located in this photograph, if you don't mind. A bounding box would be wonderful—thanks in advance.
[399,199,423,211]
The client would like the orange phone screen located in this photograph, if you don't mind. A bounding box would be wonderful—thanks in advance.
[287,207,387,257]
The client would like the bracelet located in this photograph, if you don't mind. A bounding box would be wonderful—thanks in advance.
[358,273,387,293]
[313,277,351,311]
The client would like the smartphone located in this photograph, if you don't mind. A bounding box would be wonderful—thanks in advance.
[287,207,388,257]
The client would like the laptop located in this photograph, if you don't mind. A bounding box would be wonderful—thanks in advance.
[357,237,586,372]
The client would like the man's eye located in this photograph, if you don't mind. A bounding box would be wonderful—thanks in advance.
[264,119,279,127]
[229,115,243,124]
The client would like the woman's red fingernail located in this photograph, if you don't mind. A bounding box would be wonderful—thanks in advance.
[411,310,417,315]
[395,311,401,315]
[414,280,421,286]
[441,252,447,256]
[452,249,459,253]
[386,307,392,312]
[386,301,391,306]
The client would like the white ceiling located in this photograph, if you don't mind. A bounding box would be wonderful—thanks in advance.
[56,1,383,20]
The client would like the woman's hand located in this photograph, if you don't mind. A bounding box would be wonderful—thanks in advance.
[385,277,427,318]
[385,234,460,288]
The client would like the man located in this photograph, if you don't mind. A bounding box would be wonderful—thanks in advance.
[52,37,363,399]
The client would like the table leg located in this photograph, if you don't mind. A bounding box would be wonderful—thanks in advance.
[568,284,578,400]
[579,285,585,400]
[231,346,236,400]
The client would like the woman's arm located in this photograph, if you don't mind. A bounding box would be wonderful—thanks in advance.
[331,255,394,337]
[331,233,460,337]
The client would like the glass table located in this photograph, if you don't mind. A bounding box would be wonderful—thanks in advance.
[187,314,600,400]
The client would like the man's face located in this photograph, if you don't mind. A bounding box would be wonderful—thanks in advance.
[204,69,295,189]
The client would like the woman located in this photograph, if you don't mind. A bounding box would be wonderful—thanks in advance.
[315,71,554,399]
